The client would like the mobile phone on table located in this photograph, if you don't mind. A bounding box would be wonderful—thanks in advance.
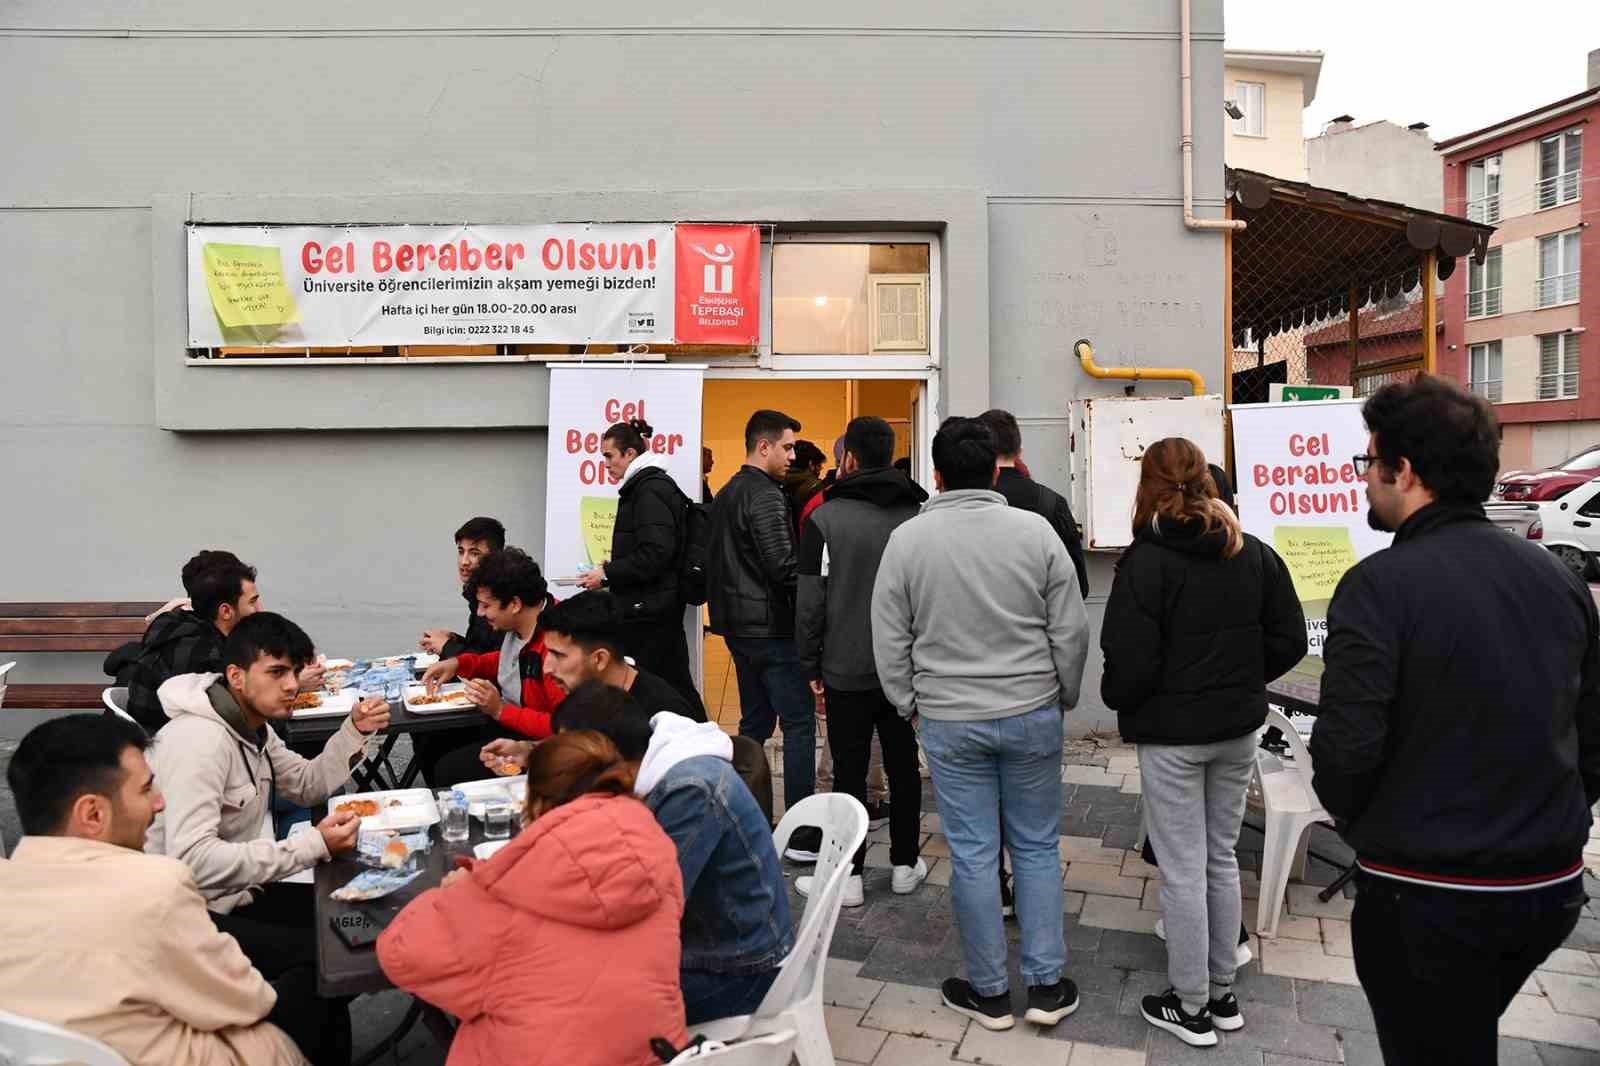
[330,909,385,950]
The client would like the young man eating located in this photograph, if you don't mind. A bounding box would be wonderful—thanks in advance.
[419,516,506,659]
[1,714,336,1066]
[419,546,566,785]
[533,589,772,822]
[144,611,389,1059]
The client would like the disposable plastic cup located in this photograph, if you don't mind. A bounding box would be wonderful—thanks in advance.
[483,802,514,839]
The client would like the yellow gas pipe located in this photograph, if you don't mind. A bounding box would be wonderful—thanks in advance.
[1074,338,1206,396]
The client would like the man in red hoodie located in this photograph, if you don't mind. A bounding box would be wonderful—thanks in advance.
[421,547,565,785]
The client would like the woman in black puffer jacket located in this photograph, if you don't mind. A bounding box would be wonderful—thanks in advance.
[580,418,706,720]
[1101,437,1305,1048]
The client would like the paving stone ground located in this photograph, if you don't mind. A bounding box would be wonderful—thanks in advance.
[4,734,1599,1065]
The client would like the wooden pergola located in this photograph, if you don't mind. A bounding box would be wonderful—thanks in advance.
[1223,168,1496,402]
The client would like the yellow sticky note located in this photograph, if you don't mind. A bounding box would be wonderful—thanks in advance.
[580,496,619,566]
[1273,526,1358,603]
[202,243,302,329]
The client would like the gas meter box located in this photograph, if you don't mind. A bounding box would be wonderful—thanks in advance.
[1076,394,1225,550]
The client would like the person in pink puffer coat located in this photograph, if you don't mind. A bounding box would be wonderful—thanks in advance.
[378,730,688,1066]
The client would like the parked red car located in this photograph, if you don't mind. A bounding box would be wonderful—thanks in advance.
[1494,445,1600,502]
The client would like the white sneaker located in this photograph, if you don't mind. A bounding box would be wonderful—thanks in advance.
[1154,919,1253,967]
[798,872,865,907]
[891,858,929,894]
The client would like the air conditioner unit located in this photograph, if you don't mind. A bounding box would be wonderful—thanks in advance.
[869,274,928,353]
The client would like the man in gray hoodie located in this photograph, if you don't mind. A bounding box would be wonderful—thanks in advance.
[872,416,1089,1033]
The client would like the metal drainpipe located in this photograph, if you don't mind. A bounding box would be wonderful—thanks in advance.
[1182,0,1246,233]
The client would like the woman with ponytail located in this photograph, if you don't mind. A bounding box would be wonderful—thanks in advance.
[1100,438,1306,1049]
[378,730,688,1065]
[577,417,707,720]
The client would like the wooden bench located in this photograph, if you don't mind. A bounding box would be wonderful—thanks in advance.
[0,602,165,709]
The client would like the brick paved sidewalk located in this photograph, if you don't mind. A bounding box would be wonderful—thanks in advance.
[801,738,1600,1066]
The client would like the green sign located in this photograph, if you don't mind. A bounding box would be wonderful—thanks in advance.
[1272,384,1350,402]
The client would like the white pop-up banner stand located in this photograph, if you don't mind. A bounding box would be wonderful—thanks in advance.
[1231,399,1392,656]
[544,365,706,687]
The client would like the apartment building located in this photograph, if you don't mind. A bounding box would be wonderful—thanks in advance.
[1438,53,1600,470]
[1224,49,1323,179]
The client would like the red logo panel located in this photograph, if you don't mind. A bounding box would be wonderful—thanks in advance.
[674,224,760,345]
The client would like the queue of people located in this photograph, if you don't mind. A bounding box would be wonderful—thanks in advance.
[4,377,1596,1066]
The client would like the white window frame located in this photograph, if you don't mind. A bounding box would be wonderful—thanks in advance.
[769,231,942,372]
[1467,247,1503,318]
[1466,154,1502,224]
[1468,341,1503,403]
[1537,332,1580,400]
[1537,229,1582,308]
[868,274,930,353]
[1537,128,1582,210]
[1232,81,1266,138]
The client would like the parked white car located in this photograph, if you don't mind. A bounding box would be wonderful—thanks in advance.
[1487,476,1600,580]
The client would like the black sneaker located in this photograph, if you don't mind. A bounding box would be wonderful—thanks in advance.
[1208,991,1244,1032]
[865,802,891,831]
[783,826,822,864]
[940,978,1014,1031]
[1141,988,1218,1047]
[1024,978,1080,1026]
[999,868,1016,919]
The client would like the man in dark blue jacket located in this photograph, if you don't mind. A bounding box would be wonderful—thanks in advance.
[544,681,794,1025]
[1314,376,1600,1066]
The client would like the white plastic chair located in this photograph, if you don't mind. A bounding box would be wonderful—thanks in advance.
[0,1007,129,1065]
[0,661,14,709]
[693,793,869,1066]
[666,1030,798,1064]
[1252,708,1332,939]
[100,687,139,727]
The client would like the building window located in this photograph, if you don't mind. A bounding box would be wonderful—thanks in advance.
[1537,230,1581,307]
[1537,129,1582,209]
[1538,332,1580,400]
[1467,247,1503,318]
[1232,81,1265,137]
[1466,155,1502,224]
[1468,341,1503,403]
[772,242,930,355]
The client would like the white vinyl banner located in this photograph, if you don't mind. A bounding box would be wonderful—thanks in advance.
[1231,400,1392,655]
[543,366,705,589]
[187,223,679,347]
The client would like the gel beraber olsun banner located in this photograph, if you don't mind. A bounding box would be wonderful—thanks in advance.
[185,223,760,348]
[1230,399,1392,656]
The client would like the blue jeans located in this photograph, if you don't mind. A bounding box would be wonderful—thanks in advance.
[920,703,1065,996]
[680,966,779,1026]
[725,636,816,810]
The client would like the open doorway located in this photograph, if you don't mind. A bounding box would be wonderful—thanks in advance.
[700,376,925,729]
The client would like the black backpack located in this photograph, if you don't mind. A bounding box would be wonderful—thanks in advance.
[675,486,711,607]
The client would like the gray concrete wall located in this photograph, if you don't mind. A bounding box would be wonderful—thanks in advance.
[1307,122,1442,212]
[1,2,1229,736]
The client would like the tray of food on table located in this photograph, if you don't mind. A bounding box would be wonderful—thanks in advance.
[403,683,475,714]
[288,689,359,718]
[451,774,528,818]
[329,788,440,831]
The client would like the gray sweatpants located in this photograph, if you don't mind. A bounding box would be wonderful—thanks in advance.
[1138,733,1257,1011]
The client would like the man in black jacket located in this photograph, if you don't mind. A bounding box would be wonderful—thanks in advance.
[979,409,1089,597]
[117,553,262,731]
[707,408,820,860]
[1314,376,1600,1066]
[796,416,929,906]
[419,517,505,660]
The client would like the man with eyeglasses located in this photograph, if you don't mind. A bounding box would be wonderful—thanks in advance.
[1313,376,1600,1066]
